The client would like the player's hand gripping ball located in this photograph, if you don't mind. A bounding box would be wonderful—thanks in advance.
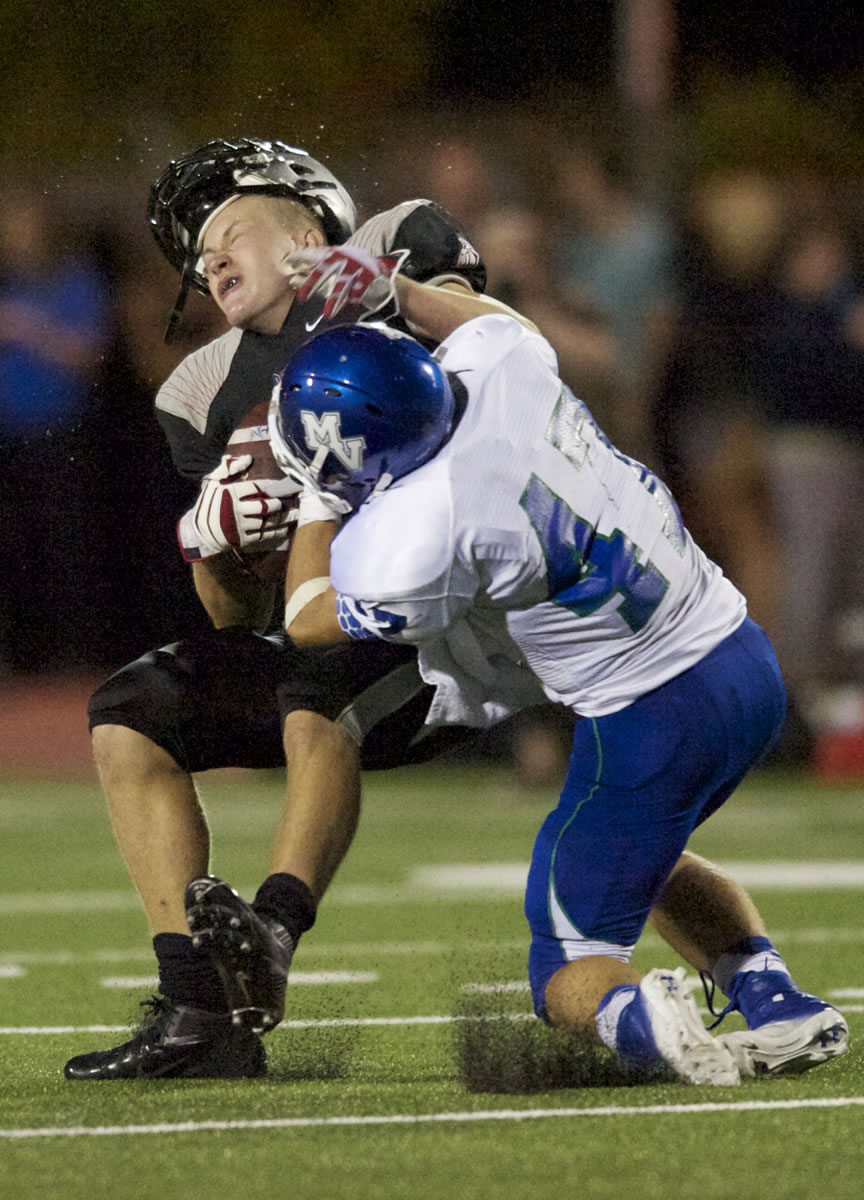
[178,402,300,582]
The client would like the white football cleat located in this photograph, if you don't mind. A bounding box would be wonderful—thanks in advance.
[639,968,740,1086]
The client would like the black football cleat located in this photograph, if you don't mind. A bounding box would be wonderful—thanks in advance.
[64,995,267,1080]
[185,876,295,1035]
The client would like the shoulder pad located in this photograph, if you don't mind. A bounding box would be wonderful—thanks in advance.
[350,199,486,294]
[331,477,453,600]
[155,327,243,434]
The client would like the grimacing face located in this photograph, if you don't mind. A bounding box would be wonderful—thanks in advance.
[199,194,322,334]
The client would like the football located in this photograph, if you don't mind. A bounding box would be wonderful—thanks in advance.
[226,401,298,584]
[226,400,287,482]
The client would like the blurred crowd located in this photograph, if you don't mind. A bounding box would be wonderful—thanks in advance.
[2,128,864,771]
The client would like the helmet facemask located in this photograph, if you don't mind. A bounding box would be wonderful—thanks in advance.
[149,138,356,342]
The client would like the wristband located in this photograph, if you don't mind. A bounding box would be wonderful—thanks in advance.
[297,490,351,527]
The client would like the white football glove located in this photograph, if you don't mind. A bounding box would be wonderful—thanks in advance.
[177,453,299,563]
[282,245,410,322]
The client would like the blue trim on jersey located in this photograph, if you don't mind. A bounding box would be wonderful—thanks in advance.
[525,616,786,1017]
[337,593,407,641]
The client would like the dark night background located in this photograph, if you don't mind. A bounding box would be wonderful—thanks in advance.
[430,2,864,98]
[3,2,864,166]
[2,0,864,681]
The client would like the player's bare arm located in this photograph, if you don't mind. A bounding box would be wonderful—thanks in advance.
[283,244,538,339]
[192,556,276,632]
[282,516,346,646]
[396,275,536,341]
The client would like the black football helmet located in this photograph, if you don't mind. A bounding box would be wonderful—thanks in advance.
[149,137,357,340]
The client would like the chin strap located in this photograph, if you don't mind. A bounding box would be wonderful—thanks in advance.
[163,260,196,344]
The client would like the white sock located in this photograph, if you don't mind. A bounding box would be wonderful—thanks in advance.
[712,947,790,996]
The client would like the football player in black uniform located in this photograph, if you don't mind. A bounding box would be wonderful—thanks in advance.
[65,139,538,1080]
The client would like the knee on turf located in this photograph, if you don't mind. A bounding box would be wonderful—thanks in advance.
[528,932,635,1020]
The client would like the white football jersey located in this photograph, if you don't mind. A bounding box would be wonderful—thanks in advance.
[331,314,746,721]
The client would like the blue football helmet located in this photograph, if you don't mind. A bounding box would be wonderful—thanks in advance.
[269,324,455,508]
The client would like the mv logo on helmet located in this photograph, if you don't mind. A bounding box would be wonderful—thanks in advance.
[300,410,366,471]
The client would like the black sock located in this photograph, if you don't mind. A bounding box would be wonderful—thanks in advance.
[153,932,226,1013]
[253,873,317,944]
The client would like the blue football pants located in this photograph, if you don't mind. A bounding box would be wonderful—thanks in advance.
[525,617,786,1016]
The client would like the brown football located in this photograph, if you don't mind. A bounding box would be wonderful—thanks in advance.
[226,401,298,585]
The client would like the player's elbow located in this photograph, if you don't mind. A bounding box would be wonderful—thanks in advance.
[283,610,320,645]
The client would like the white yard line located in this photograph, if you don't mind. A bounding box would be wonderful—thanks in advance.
[462,981,531,994]
[98,971,379,989]
[0,949,156,965]
[0,1014,532,1035]
[411,862,864,891]
[0,891,142,914]
[1,861,863,917]
[0,941,522,967]
[2,928,864,969]
[3,1002,862,1037]
[2,1097,863,1140]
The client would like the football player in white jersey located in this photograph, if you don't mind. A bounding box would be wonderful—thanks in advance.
[265,245,849,1086]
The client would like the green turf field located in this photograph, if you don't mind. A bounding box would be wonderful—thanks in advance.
[1,764,861,1199]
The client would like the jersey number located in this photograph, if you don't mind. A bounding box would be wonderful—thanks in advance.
[520,388,678,633]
